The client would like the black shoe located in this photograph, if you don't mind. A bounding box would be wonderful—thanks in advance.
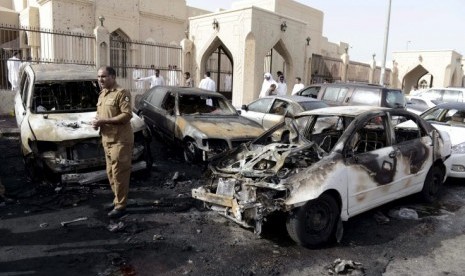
[108,208,126,219]
[103,203,115,211]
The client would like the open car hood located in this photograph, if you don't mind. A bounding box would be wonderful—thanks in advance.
[210,138,324,178]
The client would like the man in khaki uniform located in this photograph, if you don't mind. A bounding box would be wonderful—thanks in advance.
[92,66,134,218]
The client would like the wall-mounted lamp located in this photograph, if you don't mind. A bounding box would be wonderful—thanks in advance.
[306,36,311,45]
[98,16,105,27]
[212,19,219,30]
[280,21,287,32]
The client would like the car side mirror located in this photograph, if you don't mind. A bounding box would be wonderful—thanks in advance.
[241,104,248,111]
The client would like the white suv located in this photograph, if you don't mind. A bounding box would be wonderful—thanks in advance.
[416,87,465,103]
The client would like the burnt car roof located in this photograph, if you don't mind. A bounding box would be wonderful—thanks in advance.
[157,86,226,97]
[298,105,390,117]
[28,64,96,81]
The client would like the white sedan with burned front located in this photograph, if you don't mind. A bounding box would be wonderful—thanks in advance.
[192,106,451,248]
[14,63,152,184]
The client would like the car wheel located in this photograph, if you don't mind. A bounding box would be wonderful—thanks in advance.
[286,193,339,248]
[183,140,201,163]
[421,166,444,203]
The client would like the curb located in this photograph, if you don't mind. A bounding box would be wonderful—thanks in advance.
[0,128,20,138]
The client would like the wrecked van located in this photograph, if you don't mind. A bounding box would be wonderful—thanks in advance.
[14,64,152,184]
[192,106,451,248]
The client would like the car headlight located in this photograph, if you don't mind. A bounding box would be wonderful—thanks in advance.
[452,142,465,154]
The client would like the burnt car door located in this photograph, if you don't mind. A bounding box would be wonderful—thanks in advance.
[154,92,176,142]
[389,111,431,189]
[14,70,32,127]
[139,88,166,137]
[344,114,403,215]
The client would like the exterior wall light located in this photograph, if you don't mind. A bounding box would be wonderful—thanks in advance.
[306,36,311,45]
[98,16,105,27]
[280,21,287,32]
[212,19,219,30]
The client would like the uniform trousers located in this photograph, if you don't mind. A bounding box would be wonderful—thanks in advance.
[103,141,133,209]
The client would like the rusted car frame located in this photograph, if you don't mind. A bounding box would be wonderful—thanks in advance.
[192,106,451,248]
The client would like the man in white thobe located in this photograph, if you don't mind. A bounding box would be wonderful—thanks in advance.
[259,73,277,98]
[7,52,21,90]
[199,72,216,91]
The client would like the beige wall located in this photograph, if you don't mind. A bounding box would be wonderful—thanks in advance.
[0,6,19,25]
[393,50,464,92]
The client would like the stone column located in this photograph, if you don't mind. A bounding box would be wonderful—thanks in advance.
[369,54,376,84]
[93,17,110,69]
[180,38,194,78]
[341,47,350,82]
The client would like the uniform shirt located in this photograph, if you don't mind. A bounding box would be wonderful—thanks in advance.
[96,86,134,144]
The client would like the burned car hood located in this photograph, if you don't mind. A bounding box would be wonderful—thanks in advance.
[210,141,323,178]
[27,112,146,141]
[182,115,264,138]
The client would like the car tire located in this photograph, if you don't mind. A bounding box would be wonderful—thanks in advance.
[183,140,201,163]
[421,165,444,203]
[286,193,339,248]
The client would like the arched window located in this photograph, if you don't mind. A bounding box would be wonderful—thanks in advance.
[110,30,129,77]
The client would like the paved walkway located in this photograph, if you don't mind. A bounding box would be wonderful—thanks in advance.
[0,115,19,137]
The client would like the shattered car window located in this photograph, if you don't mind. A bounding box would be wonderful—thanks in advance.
[33,81,100,113]
[178,94,237,115]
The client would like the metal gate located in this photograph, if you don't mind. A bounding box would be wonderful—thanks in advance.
[311,54,343,83]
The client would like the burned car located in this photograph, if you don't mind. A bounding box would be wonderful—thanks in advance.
[134,86,264,162]
[14,64,152,184]
[192,106,451,248]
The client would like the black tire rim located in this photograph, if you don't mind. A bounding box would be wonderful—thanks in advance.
[304,201,334,234]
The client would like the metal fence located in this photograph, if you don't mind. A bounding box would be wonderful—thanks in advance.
[0,24,95,90]
[110,32,183,94]
[0,24,183,93]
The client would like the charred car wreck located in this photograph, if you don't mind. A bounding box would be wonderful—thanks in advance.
[134,86,264,163]
[192,106,451,248]
[14,64,152,184]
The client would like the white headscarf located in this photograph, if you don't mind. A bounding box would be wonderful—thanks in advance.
[259,72,277,98]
